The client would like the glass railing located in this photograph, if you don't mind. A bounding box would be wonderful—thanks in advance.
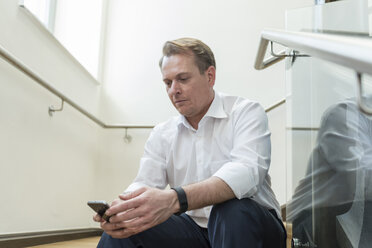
[285,1,372,247]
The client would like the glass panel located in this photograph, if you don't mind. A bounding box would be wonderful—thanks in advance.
[285,1,372,247]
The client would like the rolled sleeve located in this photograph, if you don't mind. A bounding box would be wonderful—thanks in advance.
[213,162,258,199]
[213,101,271,199]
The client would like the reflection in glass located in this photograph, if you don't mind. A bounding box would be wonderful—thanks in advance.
[287,97,372,248]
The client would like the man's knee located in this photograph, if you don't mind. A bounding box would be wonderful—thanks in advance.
[208,198,286,248]
[209,198,263,227]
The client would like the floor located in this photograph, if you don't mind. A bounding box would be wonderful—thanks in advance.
[29,237,100,248]
[26,226,292,247]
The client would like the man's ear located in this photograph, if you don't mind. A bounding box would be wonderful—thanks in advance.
[206,66,216,86]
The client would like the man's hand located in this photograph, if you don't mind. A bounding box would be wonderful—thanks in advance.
[92,177,234,239]
[97,187,179,239]
[92,198,122,223]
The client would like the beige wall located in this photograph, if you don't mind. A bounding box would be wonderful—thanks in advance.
[0,0,103,234]
[0,58,100,233]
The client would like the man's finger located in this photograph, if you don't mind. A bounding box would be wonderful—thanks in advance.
[101,221,123,232]
[106,196,142,216]
[109,207,143,223]
[111,198,125,207]
[119,187,147,201]
[93,214,102,222]
[112,215,150,231]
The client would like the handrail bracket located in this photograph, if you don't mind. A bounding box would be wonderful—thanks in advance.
[48,99,65,117]
[356,72,372,115]
[269,41,310,60]
[124,128,133,143]
[268,41,310,66]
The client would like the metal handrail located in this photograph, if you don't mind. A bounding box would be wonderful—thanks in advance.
[265,99,285,113]
[0,44,154,129]
[255,28,372,115]
[255,29,372,74]
[254,38,286,70]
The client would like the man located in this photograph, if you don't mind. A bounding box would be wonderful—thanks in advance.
[94,38,286,248]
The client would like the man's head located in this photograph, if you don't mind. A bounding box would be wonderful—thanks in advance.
[159,38,216,74]
[159,38,216,128]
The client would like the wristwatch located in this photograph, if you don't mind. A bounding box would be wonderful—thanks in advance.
[171,187,188,215]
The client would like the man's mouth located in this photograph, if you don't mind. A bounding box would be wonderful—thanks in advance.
[174,100,187,104]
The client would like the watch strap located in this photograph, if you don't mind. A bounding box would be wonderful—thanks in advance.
[171,187,188,215]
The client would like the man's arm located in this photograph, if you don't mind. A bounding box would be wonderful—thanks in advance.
[182,176,234,210]
[98,176,234,239]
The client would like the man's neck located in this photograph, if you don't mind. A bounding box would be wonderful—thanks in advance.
[186,92,215,130]
[186,116,203,130]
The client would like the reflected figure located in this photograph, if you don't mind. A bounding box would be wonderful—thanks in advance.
[287,98,372,248]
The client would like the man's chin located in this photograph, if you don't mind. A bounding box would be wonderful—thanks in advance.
[175,106,189,116]
[178,110,194,118]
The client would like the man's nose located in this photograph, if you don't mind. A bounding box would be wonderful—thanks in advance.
[169,81,181,95]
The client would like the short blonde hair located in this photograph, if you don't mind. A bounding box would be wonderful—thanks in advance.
[159,38,216,74]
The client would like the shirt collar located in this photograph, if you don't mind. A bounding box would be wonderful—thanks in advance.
[204,91,228,119]
[176,91,228,129]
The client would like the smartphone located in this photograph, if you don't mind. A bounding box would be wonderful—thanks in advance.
[87,200,111,222]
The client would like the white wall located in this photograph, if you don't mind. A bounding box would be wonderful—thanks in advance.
[267,104,287,204]
[99,0,313,124]
[0,0,314,235]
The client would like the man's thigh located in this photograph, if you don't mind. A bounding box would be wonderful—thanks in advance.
[97,214,210,248]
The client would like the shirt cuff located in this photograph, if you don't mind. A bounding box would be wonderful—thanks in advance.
[213,161,258,199]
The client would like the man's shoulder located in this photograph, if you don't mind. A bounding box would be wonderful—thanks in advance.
[145,116,180,147]
[217,92,263,115]
[152,116,180,135]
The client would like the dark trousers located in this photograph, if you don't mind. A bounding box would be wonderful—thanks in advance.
[97,198,286,248]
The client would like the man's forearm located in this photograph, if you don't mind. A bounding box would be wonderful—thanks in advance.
[182,176,235,211]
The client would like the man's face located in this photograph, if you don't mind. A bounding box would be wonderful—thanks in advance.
[161,53,215,124]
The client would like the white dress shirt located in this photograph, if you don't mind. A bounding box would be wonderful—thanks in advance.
[126,91,280,227]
